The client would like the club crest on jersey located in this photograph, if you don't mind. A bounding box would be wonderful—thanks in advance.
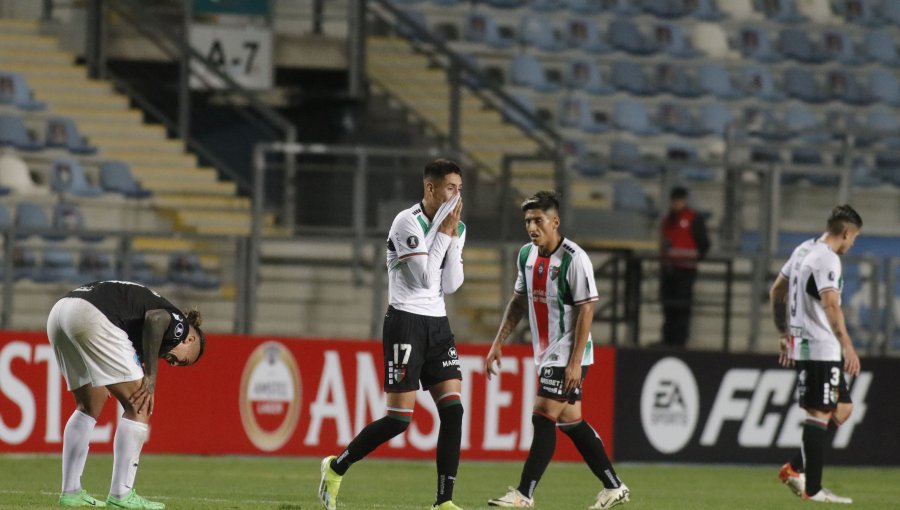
[538,260,545,278]
[448,347,458,359]
[174,323,185,338]
[407,236,419,249]
[543,367,553,378]
[550,266,559,281]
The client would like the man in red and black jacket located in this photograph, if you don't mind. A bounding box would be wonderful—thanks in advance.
[659,186,710,347]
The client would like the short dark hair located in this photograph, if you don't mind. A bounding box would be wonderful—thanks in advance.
[187,308,206,362]
[670,186,689,200]
[521,190,560,212]
[423,159,461,182]
[826,204,862,235]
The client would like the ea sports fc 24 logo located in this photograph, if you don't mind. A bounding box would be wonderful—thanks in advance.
[640,357,700,454]
[240,341,301,452]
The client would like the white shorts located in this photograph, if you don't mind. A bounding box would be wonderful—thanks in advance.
[47,297,144,390]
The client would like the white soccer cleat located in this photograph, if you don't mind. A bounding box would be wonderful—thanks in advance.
[487,487,534,508]
[318,456,342,510]
[589,484,630,509]
[778,463,805,497]
[803,488,853,504]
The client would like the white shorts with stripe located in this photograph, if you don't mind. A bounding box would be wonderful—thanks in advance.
[47,297,144,390]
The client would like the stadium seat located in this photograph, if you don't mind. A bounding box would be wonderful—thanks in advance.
[864,107,900,147]
[699,102,733,135]
[778,29,827,63]
[485,0,526,7]
[99,160,153,198]
[614,99,660,136]
[564,139,606,176]
[743,106,786,139]
[611,60,656,96]
[849,158,883,187]
[78,250,116,281]
[836,0,881,27]
[667,143,715,181]
[823,29,867,65]
[605,0,641,15]
[0,72,45,111]
[53,202,104,242]
[655,23,701,58]
[34,247,81,283]
[44,117,97,155]
[502,93,539,130]
[565,58,614,95]
[827,69,873,105]
[874,151,900,185]
[0,151,36,195]
[692,23,730,57]
[784,104,830,142]
[558,95,609,133]
[168,252,220,289]
[656,63,702,97]
[698,63,743,99]
[755,0,807,23]
[519,15,566,52]
[783,67,828,103]
[863,30,900,66]
[613,179,655,215]
[121,251,167,286]
[657,103,704,137]
[869,68,900,106]
[0,115,43,151]
[742,66,785,101]
[511,54,561,92]
[50,159,104,197]
[432,0,463,5]
[528,0,567,12]
[14,201,50,239]
[609,140,659,177]
[13,247,37,281]
[0,203,10,230]
[738,27,782,62]
[884,0,900,26]
[643,0,691,18]
[609,19,659,55]
[464,13,515,49]
[691,0,726,20]
[564,0,604,14]
[566,18,609,53]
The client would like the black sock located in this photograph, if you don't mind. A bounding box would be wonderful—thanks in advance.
[802,418,828,496]
[791,420,838,473]
[560,420,621,489]
[435,402,464,505]
[331,414,410,475]
[517,412,557,500]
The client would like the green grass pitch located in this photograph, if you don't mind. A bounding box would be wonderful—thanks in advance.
[1,454,898,509]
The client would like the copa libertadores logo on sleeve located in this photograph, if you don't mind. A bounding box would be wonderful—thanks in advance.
[239,341,302,452]
[640,357,699,454]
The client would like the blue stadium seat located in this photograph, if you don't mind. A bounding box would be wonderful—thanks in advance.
[464,13,515,48]
[528,0,567,12]
[485,0,527,7]
[15,201,50,240]
[53,202,104,242]
[12,247,37,281]
[613,179,655,215]
[566,58,614,95]
[784,104,830,142]
[865,107,900,147]
[558,95,609,133]
[99,160,153,198]
[614,99,660,136]
[643,0,691,18]
[0,203,11,230]
[511,54,562,92]
[755,0,807,23]
[431,0,463,5]
[657,103,704,137]
[738,27,782,63]
[863,30,900,66]
[667,143,715,181]
[45,117,97,155]
[836,0,881,27]
[884,0,900,26]
[827,69,873,105]
[783,67,827,103]
[0,72,45,111]
[868,68,900,106]
[691,0,726,20]
[564,0,605,14]
[519,15,566,51]
[78,250,116,281]
[742,66,785,101]
[609,19,659,55]
[0,114,43,151]
[654,23,700,58]
[744,106,787,140]
[168,252,220,289]
[823,29,867,65]
[605,0,642,15]
[502,93,539,130]
[566,18,610,53]
[874,151,900,185]
[609,140,659,177]
[849,158,883,187]
[778,29,827,63]
[121,252,167,286]
[656,63,701,97]
[50,159,104,197]
[699,102,733,135]
[564,139,607,176]
[611,60,656,96]
[698,63,743,99]
[34,247,81,283]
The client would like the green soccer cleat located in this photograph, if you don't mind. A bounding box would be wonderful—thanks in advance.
[59,489,106,507]
[432,501,464,510]
[105,490,165,509]
[318,455,343,510]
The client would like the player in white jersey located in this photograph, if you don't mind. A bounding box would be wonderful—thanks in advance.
[769,205,862,504]
[485,191,628,509]
[319,159,466,510]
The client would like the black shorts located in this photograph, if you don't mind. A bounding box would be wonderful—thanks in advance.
[537,365,589,404]
[382,306,462,392]
[797,360,852,411]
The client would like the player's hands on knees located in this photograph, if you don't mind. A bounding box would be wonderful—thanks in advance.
[484,346,502,380]
[843,346,861,376]
[778,336,794,368]
[440,197,463,236]
[563,364,580,395]
[129,375,156,417]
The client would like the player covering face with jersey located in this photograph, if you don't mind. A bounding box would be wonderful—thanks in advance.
[484,191,629,509]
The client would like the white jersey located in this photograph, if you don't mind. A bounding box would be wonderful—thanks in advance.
[514,238,598,369]
[386,201,466,317]
[780,238,843,361]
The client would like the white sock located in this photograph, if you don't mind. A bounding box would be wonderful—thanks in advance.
[109,417,149,499]
[61,410,96,494]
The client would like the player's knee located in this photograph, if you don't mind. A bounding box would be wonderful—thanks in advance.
[383,414,411,435]
[833,403,853,425]
[438,403,464,424]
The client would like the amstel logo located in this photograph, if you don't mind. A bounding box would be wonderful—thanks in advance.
[239,342,301,452]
